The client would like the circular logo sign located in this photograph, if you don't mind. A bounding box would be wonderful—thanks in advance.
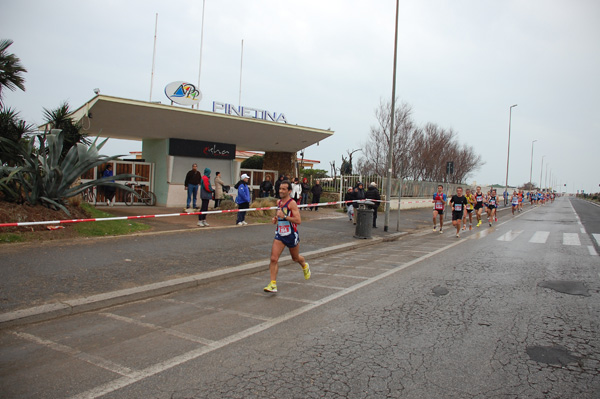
[164,81,202,106]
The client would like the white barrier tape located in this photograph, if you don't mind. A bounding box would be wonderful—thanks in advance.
[0,199,390,228]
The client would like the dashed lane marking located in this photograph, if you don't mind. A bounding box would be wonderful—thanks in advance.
[563,233,581,246]
[588,246,598,256]
[529,231,550,244]
[497,230,524,242]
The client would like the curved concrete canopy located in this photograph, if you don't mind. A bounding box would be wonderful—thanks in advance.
[48,95,333,153]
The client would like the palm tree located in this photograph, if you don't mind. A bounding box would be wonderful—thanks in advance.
[43,102,90,159]
[0,39,27,106]
[0,106,34,166]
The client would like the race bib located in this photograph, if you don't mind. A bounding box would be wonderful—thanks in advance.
[435,201,444,210]
[277,220,291,236]
[454,203,463,212]
[512,198,519,205]
[490,199,496,206]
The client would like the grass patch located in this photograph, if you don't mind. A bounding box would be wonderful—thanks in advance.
[73,203,151,237]
[0,233,26,243]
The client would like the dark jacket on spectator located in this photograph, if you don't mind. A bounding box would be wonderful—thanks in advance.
[365,186,381,209]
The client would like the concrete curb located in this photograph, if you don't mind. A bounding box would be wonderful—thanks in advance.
[0,231,407,329]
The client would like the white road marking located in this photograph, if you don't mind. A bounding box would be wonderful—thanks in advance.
[13,332,134,377]
[581,227,586,234]
[593,234,600,246]
[69,236,469,399]
[497,230,523,242]
[588,246,598,256]
[100,313,215,345]
[563,233,581,246]
[529,231,550,244]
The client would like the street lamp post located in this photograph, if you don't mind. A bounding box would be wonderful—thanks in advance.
[504,104,518,200]
[384,0,400,232]
[529,140,537,189]
[540,155,545,192]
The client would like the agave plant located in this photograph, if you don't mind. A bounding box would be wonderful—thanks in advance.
[0,129,136,214]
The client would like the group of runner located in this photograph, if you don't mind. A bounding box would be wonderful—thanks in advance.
[433,185,557,237]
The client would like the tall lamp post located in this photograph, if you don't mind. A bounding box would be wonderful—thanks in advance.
[540,155,545,192]
[384,0,400,232]
[529,140,537,189]
[504,104,518,201]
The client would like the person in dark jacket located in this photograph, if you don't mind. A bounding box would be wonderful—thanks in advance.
[184,163,202,209]
[235,174,251,225]
[344,187,355,222]
[274,175,284,199]
[365,182,382,228]
[102,164,116,206]
[300,177,310,209]
[259,175,273,198]
[197,168,214,227]
[353,182,366,207]
[351,182,366,225]
[310,180,323,211]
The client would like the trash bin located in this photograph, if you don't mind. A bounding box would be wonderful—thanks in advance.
[354,203,374,239]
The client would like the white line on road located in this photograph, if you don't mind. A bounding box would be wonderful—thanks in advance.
[497,230,523,242]
[593,234,600,246]
[563,233,581,246]
[100,312,215,346]
[69,233,468,399]
[13,332,135,377]
[581,227,586,234]
[588,246,598,256]
[529,231,550,244]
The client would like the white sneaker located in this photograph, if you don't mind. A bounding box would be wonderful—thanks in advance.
[197,221,203,227]
[237,222,244,226]
[242,221,248,225]
[203,221,210,227]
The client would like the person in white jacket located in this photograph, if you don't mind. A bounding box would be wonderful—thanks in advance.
[291,177,302,206]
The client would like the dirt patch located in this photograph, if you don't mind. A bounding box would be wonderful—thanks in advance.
[0,201,91,240]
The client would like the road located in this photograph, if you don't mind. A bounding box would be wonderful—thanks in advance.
[1,197,598,398]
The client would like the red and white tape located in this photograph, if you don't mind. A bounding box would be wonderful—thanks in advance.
[0,199,392,228]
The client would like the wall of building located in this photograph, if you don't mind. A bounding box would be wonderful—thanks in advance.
[142,139,168,205]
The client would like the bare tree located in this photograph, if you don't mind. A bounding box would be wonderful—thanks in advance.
[357,99,484,183]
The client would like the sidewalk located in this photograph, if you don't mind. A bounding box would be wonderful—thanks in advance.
[0,203,513,328]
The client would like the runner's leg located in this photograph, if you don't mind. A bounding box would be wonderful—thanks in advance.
[269,240,286,282]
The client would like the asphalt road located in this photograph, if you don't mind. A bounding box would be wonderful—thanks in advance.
[1,196,598,398]
[0,205,436,313]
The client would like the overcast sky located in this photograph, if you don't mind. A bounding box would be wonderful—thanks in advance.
[2,0,599,193]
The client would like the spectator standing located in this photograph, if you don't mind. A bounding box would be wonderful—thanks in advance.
[291,178,302,206]
[344,187,355,222]
[352,182,366,225]
[274,175,284,199]
[184,163,202,209]
[235,173,251,225]
[197,168,214,227]
[259,175,273,198]
[365,182,381,228]
[310,180,323,211]
[102,164,116,206]
[300,177,310,209]
[214,171,225,208]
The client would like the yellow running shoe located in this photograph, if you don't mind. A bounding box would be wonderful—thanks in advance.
[303,262,311,280]
[476,220,482,227]
[264,281,277,293]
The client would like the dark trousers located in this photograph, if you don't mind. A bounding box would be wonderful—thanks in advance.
[198,199,210,221]
[311,195,321,211]
[214,199,221,208]
[372,206,378,227]
[236,202,249,223]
